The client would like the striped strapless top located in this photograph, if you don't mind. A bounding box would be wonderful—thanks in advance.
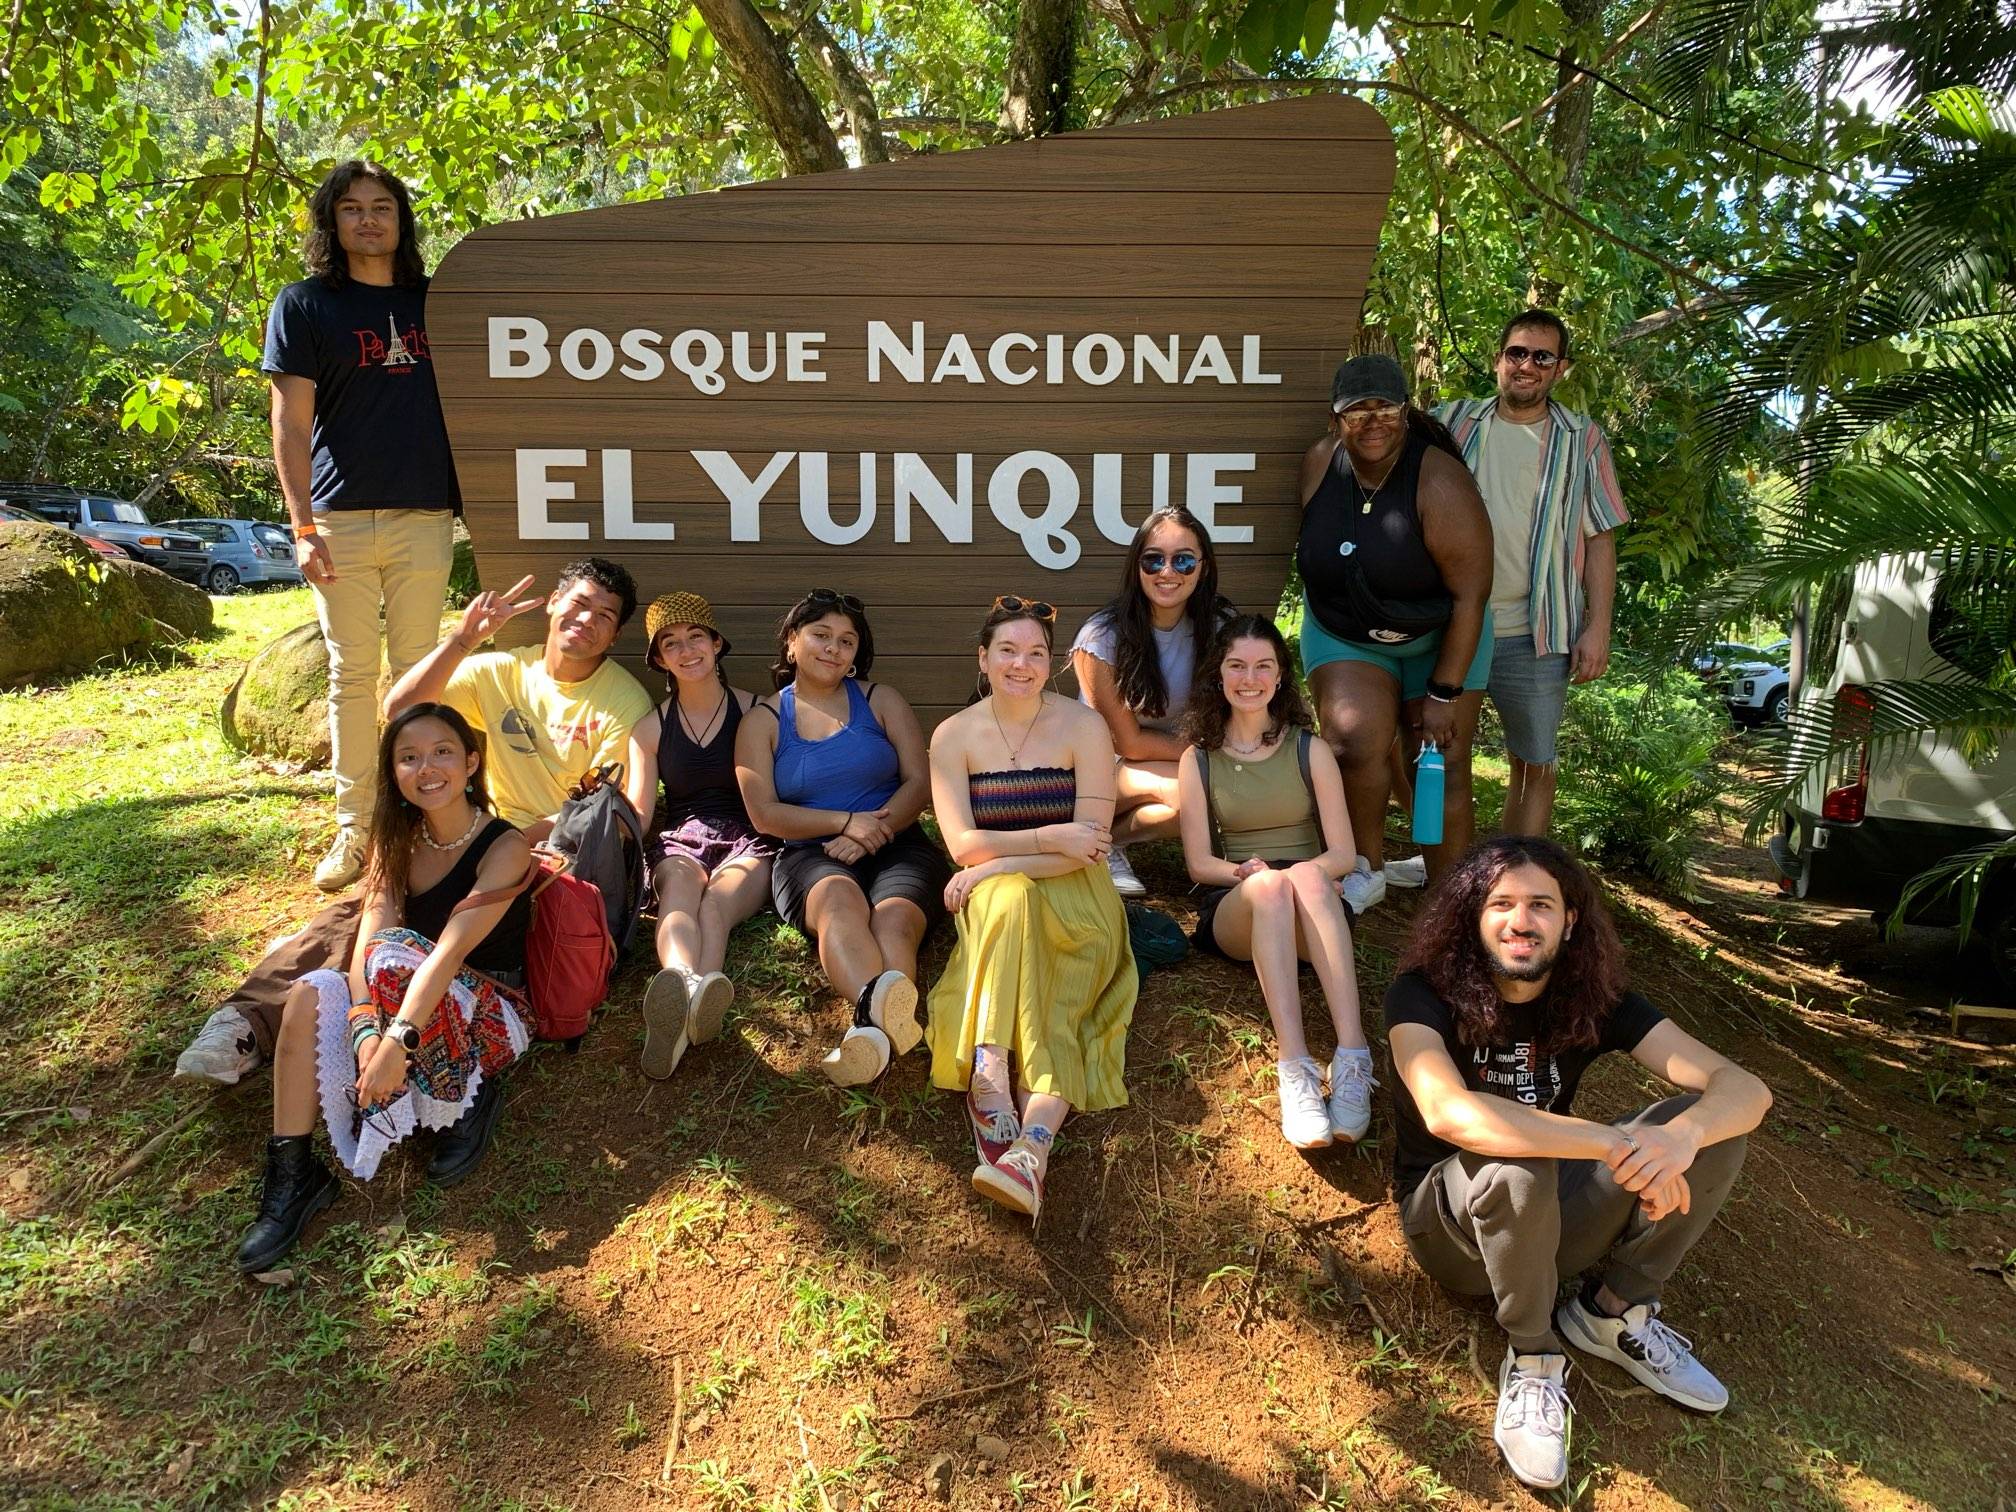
[969,767,1076,831]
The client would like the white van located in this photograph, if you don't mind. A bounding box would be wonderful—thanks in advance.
[1768,554,2016,986]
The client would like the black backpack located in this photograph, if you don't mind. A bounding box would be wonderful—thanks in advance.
[546,764,648,958]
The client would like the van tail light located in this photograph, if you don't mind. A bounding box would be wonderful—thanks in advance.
[1820,683,1874,822]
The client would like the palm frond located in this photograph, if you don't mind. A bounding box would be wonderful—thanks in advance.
[1890,833,2016,944]
[1648,0,1781,114]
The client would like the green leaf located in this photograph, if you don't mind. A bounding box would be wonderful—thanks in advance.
[38,171,98,211]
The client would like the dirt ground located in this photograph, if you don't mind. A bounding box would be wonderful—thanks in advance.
[6,808,2015,1510]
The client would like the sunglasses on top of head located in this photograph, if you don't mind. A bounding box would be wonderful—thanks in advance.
[1138,550,1200,576]
[991,595,1057,621]
[804,588,865,612]
[1499,345,1562,370]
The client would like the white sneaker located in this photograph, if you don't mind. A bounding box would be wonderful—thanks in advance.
[1276,1057,1334,1149]
[1494,1350,1572,1490]
[174,1006,262,1085]
[1385,854,1429,888]
[639,969,693,1081]
[1338,856,1387,914]
[1326,1046,1377,1142]
[863,970,921,1057]
[1106,847,1147,898]
[821,1023,891,1086]
[312,827,368,892]
[1556,1296,1729,1413]
[687,970,734,1046]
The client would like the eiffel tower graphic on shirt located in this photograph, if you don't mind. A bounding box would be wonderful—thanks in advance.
[382,314,416,367]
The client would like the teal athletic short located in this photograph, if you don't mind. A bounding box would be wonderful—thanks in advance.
[1299,597,1495,701]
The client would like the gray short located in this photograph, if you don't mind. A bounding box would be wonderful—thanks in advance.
[1487,633,1571,766]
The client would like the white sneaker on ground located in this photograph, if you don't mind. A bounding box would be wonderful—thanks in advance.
[639,969,693,1081]
[1276,1056,1334,1149]
[312,827,368,892]
[1338,856,1387,914]
[821,1023,892,1086]
[1556,1295,1729,1412]
[1106,847,1147,898]
[174,1006,262,1086]
[1385,854,1429,888]
[1326,1046,1377,1142]
[1494,1350,1572,1491]
[687,970,734,1046]
[863,970,921,1056]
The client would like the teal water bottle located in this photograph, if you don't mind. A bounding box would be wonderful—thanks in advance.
[1412,741,1445,846]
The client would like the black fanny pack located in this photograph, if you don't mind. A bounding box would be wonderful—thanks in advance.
[1309,553,1452,646]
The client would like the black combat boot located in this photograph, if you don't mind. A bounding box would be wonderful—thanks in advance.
[236,1134,338,1273]
[426,1074,506,1188]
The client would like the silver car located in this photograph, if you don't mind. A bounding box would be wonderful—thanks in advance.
[162,518,304,593]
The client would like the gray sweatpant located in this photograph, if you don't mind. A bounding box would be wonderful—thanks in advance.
[1399,1095,1747,1354]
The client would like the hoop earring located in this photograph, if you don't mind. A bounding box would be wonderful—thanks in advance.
[846,664,857,678]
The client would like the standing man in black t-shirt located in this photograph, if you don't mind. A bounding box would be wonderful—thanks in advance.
[265,160,462,892]
[1381,836,1770,1492]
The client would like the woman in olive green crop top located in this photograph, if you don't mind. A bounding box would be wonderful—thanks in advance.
[1176,615,1376,1151]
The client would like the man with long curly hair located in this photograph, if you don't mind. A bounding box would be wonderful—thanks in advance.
[1382,836,1770,1491]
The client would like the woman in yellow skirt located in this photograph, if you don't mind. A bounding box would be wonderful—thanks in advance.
[927,597,1139,1223]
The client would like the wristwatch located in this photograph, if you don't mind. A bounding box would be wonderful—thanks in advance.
[1424,677,1463,703]
[385,1017,422,1053]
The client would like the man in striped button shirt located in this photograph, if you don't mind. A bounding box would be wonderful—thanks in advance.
[1436,310,1627,837]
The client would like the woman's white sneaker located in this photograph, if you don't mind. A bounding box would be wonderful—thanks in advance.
[1494,1350,1572,1490]
[1276,1057,1334,1149]
[1385,854,1429,888]
[1106,846,1147,898]
[1326,1046,1377,1141]
[1338,857,1387,914]
[1556,1296,1729,1412]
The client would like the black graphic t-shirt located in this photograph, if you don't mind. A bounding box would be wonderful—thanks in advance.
[261,277,462,511]
[1381,969,1665,1201]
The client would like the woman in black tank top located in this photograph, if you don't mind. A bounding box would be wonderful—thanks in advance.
[236,703,534,1274]
[622,593,782,1084]
[1297,354,1495,889]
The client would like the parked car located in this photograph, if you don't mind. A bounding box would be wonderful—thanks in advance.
[1725,657,1791,724]
[1688,640,1767,680]
[161,518,304,592]
[0,501,125,559]
[1768,554,2016,986]
[0,483,209,584]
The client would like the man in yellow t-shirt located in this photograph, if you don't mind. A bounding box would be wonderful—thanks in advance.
[385,557,654,830]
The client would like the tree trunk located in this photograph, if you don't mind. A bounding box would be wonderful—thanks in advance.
[1001,0,1081,138]
[790,5,889,163]
[691,0,847,175]
[1531,0,1604,305]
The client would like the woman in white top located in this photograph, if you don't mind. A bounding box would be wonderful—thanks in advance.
[1069,503,1233,898]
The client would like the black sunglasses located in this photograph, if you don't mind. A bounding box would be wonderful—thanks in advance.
[804,588,865,612]
[346,1085,399,1144]
[1500,345,1562,370]
[1139,550,1200,576]
[991,595,1057,621]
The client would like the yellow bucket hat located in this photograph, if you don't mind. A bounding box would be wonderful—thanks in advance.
[644,591,730,669]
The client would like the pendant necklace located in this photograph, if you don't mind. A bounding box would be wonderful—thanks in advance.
[991,694,1045,768]
[680,688,730,747]
[419,807,486,852]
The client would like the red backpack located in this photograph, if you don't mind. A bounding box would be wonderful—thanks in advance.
[455,847,615,1048]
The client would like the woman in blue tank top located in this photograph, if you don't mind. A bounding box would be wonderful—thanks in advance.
[735,590,952,1086]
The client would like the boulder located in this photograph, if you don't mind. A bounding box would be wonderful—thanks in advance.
[220,619,332,764]
[0,522,149,684]
[105,557,214,640]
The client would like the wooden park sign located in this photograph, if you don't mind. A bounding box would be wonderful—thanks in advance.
[428,95,1395,721]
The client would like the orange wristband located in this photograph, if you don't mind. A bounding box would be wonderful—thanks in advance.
[291,523,320,539]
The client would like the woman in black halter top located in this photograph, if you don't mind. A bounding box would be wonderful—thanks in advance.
[236,703,533,1274]
[1297,354,1495,888]
[623,593,781,1084]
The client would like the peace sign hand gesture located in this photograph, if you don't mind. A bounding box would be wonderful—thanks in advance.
[454,575,545,651]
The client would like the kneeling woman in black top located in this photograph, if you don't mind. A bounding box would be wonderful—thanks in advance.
[236,704,534,1273]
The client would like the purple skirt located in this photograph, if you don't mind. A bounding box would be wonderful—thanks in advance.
[648,813,782,882]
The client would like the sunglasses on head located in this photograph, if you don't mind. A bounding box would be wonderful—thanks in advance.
[1500,345,1562,370]
[804,588,865,612]
[1139,550,1200,576]
[991,595,1057,621]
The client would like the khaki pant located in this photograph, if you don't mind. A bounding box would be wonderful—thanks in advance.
[308,508,456,830]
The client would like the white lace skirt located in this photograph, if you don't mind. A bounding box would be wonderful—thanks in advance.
[305,960,530,1180]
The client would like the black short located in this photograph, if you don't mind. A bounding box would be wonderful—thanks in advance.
[771,824,953,937]
[1191,860,1354,959]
